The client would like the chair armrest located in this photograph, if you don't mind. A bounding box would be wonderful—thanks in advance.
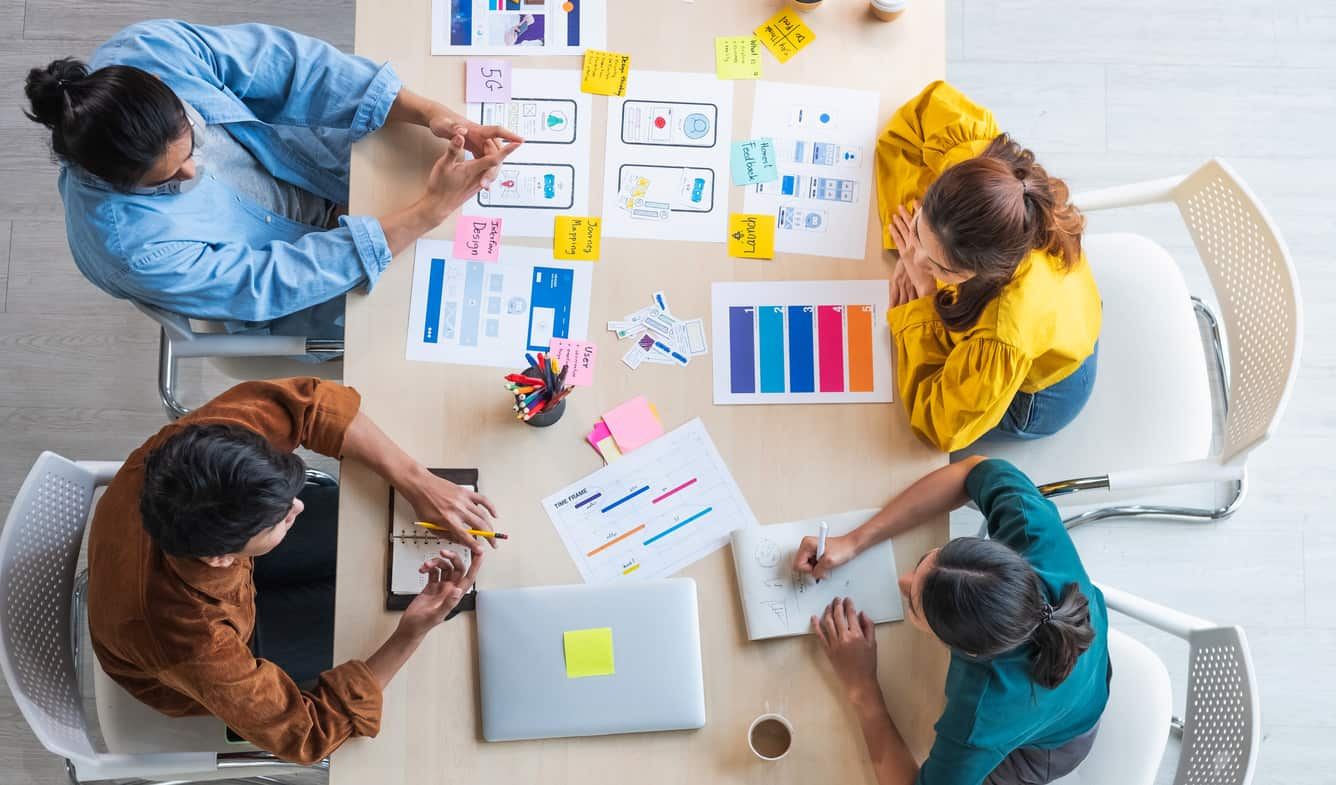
[1107,459,1243,492]
[75,461,124,486]
[1097,583,1214,639]
[169,332,310,359]
[72,751,217,781]
[1072,174,1184,212]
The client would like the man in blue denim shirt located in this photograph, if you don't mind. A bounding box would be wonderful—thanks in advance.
[24,20,521,339]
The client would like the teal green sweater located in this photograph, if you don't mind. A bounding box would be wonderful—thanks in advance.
[916,460,1110,785]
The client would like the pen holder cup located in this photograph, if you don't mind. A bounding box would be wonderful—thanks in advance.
[519,366,567,428]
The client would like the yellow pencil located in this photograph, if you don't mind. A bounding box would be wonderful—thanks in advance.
[415,521,510,540]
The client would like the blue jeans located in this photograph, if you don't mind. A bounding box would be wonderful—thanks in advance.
[989,343,1099,441]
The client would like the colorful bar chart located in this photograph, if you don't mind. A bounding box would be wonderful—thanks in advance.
[712,281,893,405]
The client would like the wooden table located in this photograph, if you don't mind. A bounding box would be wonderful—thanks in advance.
[335,1,946,782]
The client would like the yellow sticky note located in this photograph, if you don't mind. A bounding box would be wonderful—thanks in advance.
[563,627,615,679]
[715,36,763,80]
[754,10,816,63]
[554,216,601,261]
[728,214,776,259]
[595,436,622,464]
[581,50,631,96]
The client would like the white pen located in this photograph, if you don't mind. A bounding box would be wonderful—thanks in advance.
[815,521,829,583]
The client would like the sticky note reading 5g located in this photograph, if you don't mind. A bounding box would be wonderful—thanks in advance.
[715,36,762,80]
[755,10,816,63]
[564,627,615,679]
[729,214,777,259]
[465,59,511,103]
[554,216,601,261]
[581,50,631,96]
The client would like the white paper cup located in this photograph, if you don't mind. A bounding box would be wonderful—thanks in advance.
[747,713,794,761]
[870,0,908,21]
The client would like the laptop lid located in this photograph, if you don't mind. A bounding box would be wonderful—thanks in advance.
[477,578,706,742]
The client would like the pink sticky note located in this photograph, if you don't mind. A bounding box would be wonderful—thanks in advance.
[549,338,598,387]
[601,396,664,454]
[466,59,511,103]
[586,421,613,453]
[453,216,503,261]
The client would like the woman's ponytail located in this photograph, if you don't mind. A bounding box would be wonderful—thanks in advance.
[23,57,88,134]
[1029,581,1096,689]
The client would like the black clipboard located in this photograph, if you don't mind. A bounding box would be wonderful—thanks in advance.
[385,468,479,618]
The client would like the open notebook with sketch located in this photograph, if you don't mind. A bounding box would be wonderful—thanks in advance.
[729,510,903,640]
[386,469,476,610]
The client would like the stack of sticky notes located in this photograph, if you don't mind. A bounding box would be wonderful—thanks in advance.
[610,291,709,370]
[585,395,664,464]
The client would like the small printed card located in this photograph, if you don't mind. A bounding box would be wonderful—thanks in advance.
[730,138,778,186]
[728,213,776,259]
[452,216,503,261]
[715,36,763,80]
[755,9,816,63]
[581,50,631,96]
[465,59,511,103]
[554,216,601,261]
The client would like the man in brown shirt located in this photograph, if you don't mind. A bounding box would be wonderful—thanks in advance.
[88,378,497,764]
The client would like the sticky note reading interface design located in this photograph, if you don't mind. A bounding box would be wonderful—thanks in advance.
[755,10,816,63]
[715,36,763,80]
[730,138,778,186]
[728,213,776,259]
[554,216,601,261]
[452,216,503,261]
[581,50,631,96]
[563,627,615,679]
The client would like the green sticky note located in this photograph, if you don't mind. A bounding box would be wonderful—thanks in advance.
[563,627,615,679]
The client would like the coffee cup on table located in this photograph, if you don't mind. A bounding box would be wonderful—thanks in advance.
[870,0,909,21]
[789,0,823,10]
[747,712,794,761]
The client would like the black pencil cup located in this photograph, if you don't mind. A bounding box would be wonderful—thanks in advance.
[519,366,567,428]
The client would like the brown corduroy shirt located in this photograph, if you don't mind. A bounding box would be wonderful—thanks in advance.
[87,378,380,764]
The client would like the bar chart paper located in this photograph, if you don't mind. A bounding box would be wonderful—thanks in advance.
[542,418,759,583]
[711,280,893,404]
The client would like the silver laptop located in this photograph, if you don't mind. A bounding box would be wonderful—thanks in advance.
[476,578,706,742]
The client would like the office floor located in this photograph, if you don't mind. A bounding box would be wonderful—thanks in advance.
[0,1,1330,783]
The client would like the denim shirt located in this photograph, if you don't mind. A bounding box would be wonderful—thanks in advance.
[62,20,403,338]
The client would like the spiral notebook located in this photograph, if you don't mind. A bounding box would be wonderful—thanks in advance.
[386,468,477,611]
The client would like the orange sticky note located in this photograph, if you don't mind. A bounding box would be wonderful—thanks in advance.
[754,9,816,63]
[728,213,776,259]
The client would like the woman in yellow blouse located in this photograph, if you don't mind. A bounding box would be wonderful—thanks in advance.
[878,81,1101,453]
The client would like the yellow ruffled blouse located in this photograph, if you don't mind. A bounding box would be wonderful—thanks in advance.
[878,81,1102,452]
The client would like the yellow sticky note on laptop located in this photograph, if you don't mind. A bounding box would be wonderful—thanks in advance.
[728,214,776,259]
[581,50,631,96]
[754,9,816,63]
[715,36,763,79]
[554,216,601,261]
[564,627,615,678]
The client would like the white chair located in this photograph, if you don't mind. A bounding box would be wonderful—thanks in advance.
[136,302,343,420]
[0,451,326,783]
[1055,583,1261,785]
[960,159,1303,527]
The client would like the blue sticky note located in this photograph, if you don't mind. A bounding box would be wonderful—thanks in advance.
[730,138,779,186]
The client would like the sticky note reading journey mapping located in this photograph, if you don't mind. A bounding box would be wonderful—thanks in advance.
[581,50,631,96]
[549,337,598,387]
[465,59,511,103]
[554,216,601,261]
[755,9,816,64]
[715,36,763,80]
[728,213,776,259]
[564,627,615,679]
[453,216,503,261]
[730,138,778,186]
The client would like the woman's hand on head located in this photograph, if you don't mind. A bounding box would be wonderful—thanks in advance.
[889,203,939,301]
[813,597,881,701]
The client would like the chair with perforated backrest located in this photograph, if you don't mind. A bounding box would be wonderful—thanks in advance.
[958,158,1303,527]
[134,302,344,420]
[1055,583,1261,785]
[0,451,326,783]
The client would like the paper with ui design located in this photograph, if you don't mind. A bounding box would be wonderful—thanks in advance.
[730,510,903,640]
[432,0,607,56]
[406,238,593,368]
[542,418,758,584]
[744,81,880,260]
[600,71,735,244]
[467,69,593,238]
[711,280,893,405]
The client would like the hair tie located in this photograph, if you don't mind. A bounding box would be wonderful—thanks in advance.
[1020,179,1030,196]
[1039,602,1054,624]
[57,79,68,89]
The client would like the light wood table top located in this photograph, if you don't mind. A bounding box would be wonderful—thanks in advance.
[335,1,946,782]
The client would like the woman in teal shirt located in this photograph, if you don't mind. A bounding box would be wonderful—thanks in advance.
[794,457,1110,785]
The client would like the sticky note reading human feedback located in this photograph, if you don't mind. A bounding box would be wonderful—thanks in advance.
[581,50,631,96]
[729,214,776,259]
[465,59,511,103]
[755,9,816,63]
[453,216,503,261]
[549,338,597,387]
[715,36,762,80]
[731,138,778,186]
[554,216,601,261]
[564,627,615,679]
